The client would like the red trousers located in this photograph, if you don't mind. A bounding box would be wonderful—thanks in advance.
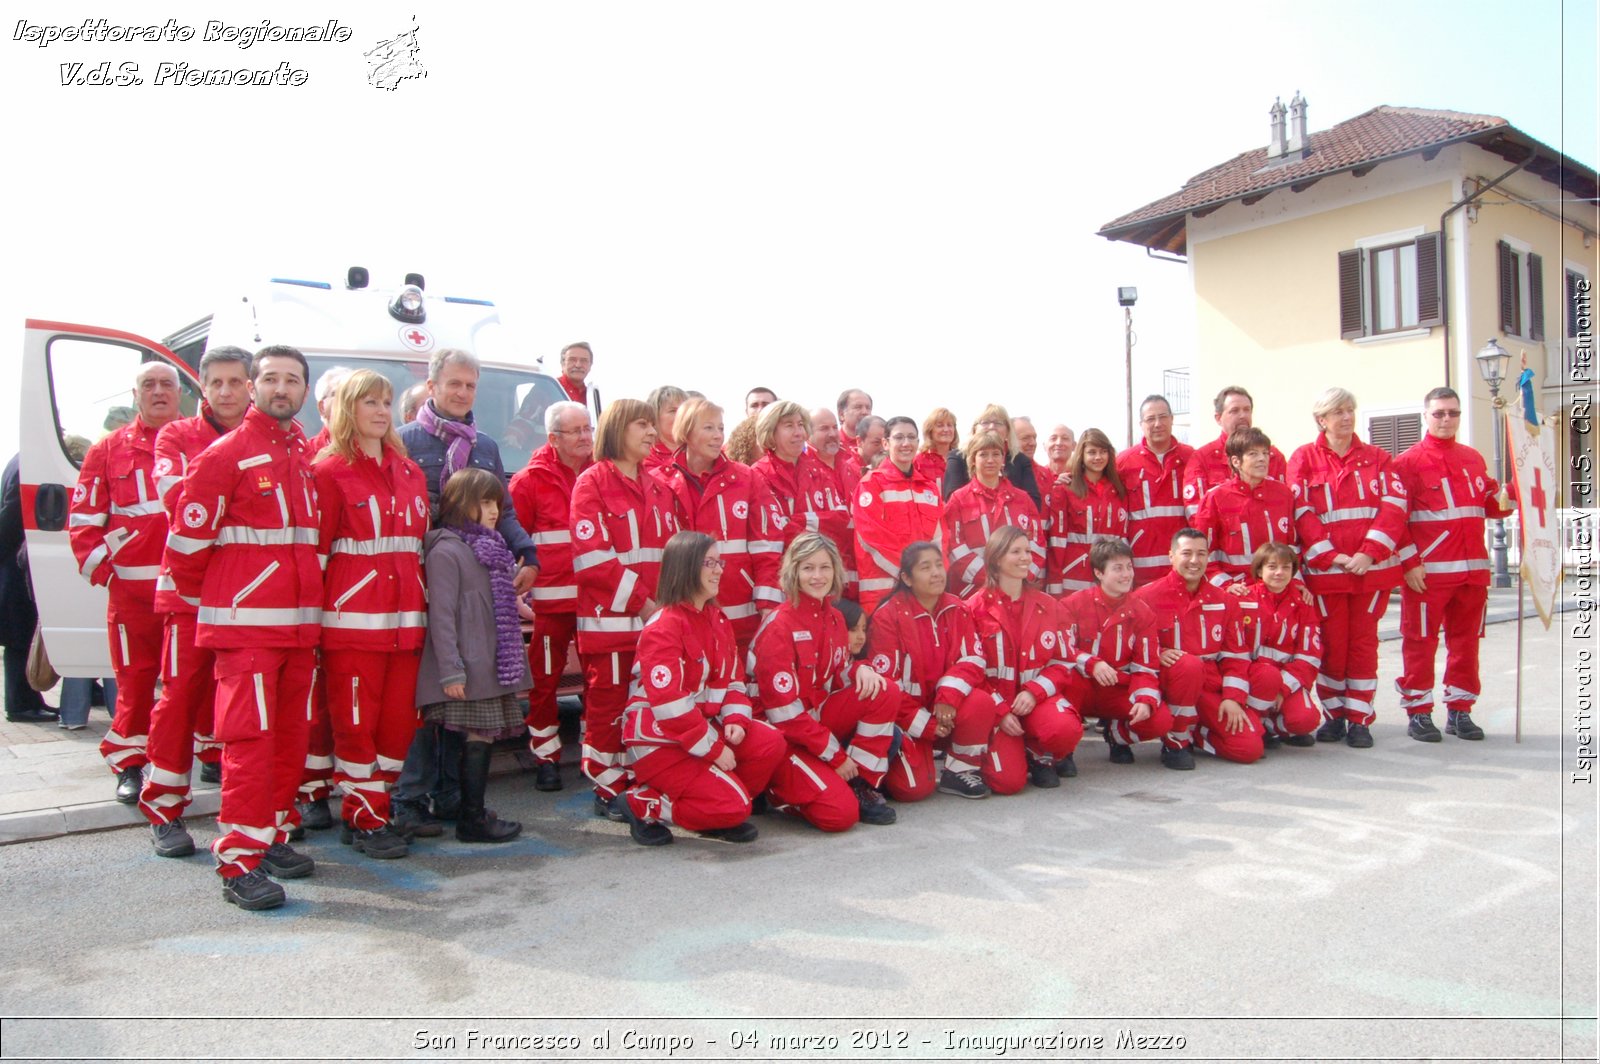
[983,694,1084,796]
[883,690,998,802]
[210,647,315,878]
[298,661,334,804]
[624,719,787,830]
[581,650,634,800]
[1163,655,1263,763]
[1064,674,1174,746]
[1398,583,1488,715]
[99,605,163,774]
[324,648,422,830]
[1316,589,1390,726]
[1245,660,1319,737]
[139,614,221,825]
[768,685,899,832]
[525,613,577,764]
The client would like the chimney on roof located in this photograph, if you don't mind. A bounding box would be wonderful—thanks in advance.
[1268,96,1288,159]
[1287,91,1309,155]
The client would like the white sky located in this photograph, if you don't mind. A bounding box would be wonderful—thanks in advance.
[3,0,1594,456]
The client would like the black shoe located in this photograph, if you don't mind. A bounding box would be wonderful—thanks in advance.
[1262,733,1283,750]
[534,762,563,792]
[936,768,991,799]
[296,797,333,830]
[1345,723,1374,748]
[1108,743,1135,765]
[750,793,771,815]
[1408,714,1442,743]
[222,868,285,911]
[1284,734,1316,748]
[698,820,759,843]
[391,802,445,838]
[1447,710,1485,740]
[1055,754,1078,778]
[259,842,315,879]
[350,823,411,858]
[7,707,58,723]
[456,808,523,844]
[287,824,306,842]
[594,793,629,822]
[114,765,143,804]
[1160,745,1196,771]
[1315,716,1347,743]
[1027,755,1061,789]
[613,795,673,846]
[199,761,222,785]
[151,819,195,858]
[430,796,462,822]
[850,777,897,825]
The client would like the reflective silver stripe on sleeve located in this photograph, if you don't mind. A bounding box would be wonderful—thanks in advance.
[112,565,161,581]
[530,530,572,545]
[110,500,166,518]
[71,513,108,527]
[1410,506,1487,522]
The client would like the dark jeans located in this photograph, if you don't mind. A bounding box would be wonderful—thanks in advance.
[4,645,47,719]
[57,677,115,728]
[392,722,462,812]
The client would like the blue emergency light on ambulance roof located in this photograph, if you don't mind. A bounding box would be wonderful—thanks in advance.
[389,284,426,324]
[405,273,425,291]
[270,277,332,290]
[346,266,370,290]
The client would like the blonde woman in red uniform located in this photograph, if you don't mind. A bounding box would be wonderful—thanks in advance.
[941,431,1045,598]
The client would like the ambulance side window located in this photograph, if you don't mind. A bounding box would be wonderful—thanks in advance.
[45,337,198,468]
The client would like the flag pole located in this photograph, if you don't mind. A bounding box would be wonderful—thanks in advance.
[1515,570,1524,744]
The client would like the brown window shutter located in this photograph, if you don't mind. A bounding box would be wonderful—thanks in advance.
[1415,232,1443,327]
[1498,240,1516,334]
[1395,413,1422,452]
[1369,415,1396,455]
[1339,248,1365,338]
[1528,253,1545,341]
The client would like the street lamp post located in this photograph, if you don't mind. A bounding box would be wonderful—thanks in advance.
[1118,287,1138,448]
[1475,338,1513,588]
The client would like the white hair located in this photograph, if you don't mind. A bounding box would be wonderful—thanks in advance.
[135,362,179,386]
[314,365,355,403]
[544,400,590,434]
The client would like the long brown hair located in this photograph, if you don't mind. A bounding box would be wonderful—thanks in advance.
[438,467,504,529]
[1066,427,1125,499]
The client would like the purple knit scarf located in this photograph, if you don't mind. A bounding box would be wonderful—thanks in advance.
[455,522,523,687]
[415,400,478,481]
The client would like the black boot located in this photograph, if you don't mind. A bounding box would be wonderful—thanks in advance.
[455,741,522,843]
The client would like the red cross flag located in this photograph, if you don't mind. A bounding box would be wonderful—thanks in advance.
[1506,362,1562,628]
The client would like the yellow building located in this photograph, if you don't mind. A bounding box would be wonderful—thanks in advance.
[1099,98,1598,507]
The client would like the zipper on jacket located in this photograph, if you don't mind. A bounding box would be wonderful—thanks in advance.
[334,569,379,615]
[351,676,360,727]
[232,561,281,617]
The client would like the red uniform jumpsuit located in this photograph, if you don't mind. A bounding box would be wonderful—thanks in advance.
[1044,478,1130,596]
[1287,434,1418,726]
[557,375,587,407]
[1133,569,1257,761]
[164,405,322,878]
[752,448,854,593]
[1058,586,1173,748]
[69,415,168,780]
[913,450,948,492]
[964,586,1085,794]
[642,440,676,474]
[139,408,229,824]
[822,451,863,589]
[1232,579,1323,738]
[1117,438,1195,588]
[1191,476,1328,588]
[852,462,943,614]
[508,444,591,764]
[941,478,1044,598]
[619,603,788,829]
[297,430,336,810]
[1182,435,1288,517]
[313,444,429,831]
[748,597,900,832]
[1390,433,1513,717]
[656,452,786,652]
[570,459,679,801]
[864,591,996,800]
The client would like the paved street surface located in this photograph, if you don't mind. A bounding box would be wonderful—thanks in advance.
[0,611,1593,1062]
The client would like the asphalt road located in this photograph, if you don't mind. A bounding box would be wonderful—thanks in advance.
[0,617,1593,1063]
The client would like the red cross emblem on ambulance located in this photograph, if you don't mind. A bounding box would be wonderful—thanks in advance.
[399,326,434,352]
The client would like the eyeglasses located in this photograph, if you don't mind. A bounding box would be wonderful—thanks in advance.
[552,425,595,435]
[702,558,725,570]
[888,434,919,444]
[1141,414,1173,424]
[1429,410,1462,420]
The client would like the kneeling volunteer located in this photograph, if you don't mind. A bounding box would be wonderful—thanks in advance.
[1233,543,1322,746]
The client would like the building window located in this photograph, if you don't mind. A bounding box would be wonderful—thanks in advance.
[1339,233,1443,339]
[1368,413,1422,457]
[1497,240,1544,341]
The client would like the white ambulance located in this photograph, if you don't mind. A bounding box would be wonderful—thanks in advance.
[21,269,571,678]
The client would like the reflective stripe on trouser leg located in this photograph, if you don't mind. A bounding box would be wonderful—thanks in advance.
[325,647,421,830]
[140,615,218,823]
[1440,584,1488,713]
[526,614,576,763]
[298,665,335,802]
[99,605,163,773]
[581,651,632,800]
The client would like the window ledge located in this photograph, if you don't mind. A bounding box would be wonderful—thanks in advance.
[1352,327,1432,345]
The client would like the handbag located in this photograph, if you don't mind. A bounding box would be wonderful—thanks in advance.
[25,624,58,692]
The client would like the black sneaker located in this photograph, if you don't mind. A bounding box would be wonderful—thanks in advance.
[349,824,410,859]
[222,868,285,911]
[1027,755,1061,789]
[152,819,195,858]
[936,768,991,799]
[1407,714,1442,743]
[850,777,897,825]
[1346,723,1374,748]
[594,794,628,822]
[114,765,143,804]
[1055,754,1078,778]
[1447,711,1485,740]
[1160,745,1196,771]
[1262,733,1283,750]
[1284,734,1316,748]
[698,821,759,843]
[296,797,333,831]
[259,842,315,879]
[391,802,445,838]
[750,793,771,815]
[1315,717,1347,743]
[613,795,673,846]
[198,761,222,785]
[534,762,564,792]
[1108,743,1135,765]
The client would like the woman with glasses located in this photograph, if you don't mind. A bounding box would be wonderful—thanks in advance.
[941,403,1043,508]
[853,417,943,614]
[751,401,855,589]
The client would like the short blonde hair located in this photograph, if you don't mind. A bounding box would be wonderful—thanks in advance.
[756,400,811,453]
[1313,387,1357,423]
[594,398,655,462]
[321,370,406,463]
[674,396,723,448]
[779,531,844,604]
